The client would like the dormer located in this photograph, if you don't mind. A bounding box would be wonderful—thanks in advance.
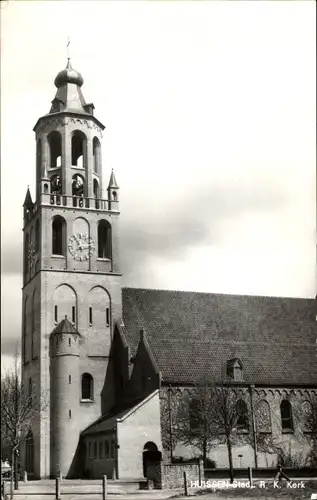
[227,358,243,382]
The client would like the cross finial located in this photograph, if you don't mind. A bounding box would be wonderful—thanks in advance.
[67,36,71,60]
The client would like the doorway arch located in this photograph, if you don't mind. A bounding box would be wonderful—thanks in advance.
[142,442,161,478]
[25,432,34,476]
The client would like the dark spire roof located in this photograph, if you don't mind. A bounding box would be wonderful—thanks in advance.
[23,187,33,208]
[108,169,119,189]
[54,58,84,88]
[49,59,88,115]
[51,316,80,336]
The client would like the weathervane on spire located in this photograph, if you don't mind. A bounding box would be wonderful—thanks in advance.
[67,36,71,60]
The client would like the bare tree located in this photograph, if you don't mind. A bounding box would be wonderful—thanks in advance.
[208,384,244,483]
[1,350,47,491]
[175,379,216,469]
[303,397,317,468]
[160,386,182,461]
[175,379,244,482]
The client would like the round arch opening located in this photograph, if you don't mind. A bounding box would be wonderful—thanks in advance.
[142,441,161,478]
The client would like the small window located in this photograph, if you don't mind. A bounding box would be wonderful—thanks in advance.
[81,373,93,400]
[89,307,92,325]
[69,409,72,419]
[69,375,72,384]
[98,220,111,259]
[69,338,71,347]
[72,306,76,324]
[54,305,58,323]
[106,308,110,326]
[52,217,66,256]
[236,400,249,431]
[281,400,294,432]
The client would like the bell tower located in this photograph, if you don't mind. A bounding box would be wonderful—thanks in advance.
[21,58,122,478]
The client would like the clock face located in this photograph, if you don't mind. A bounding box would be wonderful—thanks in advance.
[68,233,95,261]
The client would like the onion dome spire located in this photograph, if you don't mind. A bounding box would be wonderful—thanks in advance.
[50,58,90,114]
[54,58,84,88]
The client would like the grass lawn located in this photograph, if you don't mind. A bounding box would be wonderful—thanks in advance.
[193,480,317,499]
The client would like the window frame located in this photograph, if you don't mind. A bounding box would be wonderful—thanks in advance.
[81,373,94,402]
[280,400,294,433]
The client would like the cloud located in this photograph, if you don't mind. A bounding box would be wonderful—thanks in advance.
[120,176,287,275]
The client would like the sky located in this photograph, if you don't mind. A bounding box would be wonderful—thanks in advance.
[1,0,316,370]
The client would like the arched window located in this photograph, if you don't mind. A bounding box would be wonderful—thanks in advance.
[93,179,99,209]
[52,216,66,256]
[35,220,39,253]
[81,373,93,401]
[98,220,111,259]
[72,174,85,196]
[236,400,249,430]
[72,130,86,168]
[72,174,85,207]
[280,400,293,432]
[30,227,34,264]
[23,297,28,363]
[36,139,42,183]
[51,174,62,194]
[24,233,29,277]
[31,290,36,359]
[47,131,62,169]
[255,400,272,433]
[93,137,101,173]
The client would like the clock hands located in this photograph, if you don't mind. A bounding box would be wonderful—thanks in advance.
[68,233,95,260]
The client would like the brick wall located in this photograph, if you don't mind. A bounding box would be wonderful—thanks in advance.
[146,460,203,489]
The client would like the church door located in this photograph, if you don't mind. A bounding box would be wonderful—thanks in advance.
[142,442,161,478]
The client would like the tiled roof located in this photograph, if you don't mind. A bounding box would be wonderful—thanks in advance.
[51,316,79,336]
[121,288,317,385]
[81,395,145,435]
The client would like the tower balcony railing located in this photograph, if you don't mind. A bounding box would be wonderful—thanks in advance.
[43,193,117,211]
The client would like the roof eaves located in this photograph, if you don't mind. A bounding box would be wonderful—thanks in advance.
[117,389,159,423]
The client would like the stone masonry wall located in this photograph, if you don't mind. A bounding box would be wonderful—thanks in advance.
[146,460,204,489]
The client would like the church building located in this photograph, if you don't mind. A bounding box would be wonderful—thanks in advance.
[21,59,317,481]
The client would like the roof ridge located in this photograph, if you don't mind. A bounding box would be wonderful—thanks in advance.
[122,287,314,301]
